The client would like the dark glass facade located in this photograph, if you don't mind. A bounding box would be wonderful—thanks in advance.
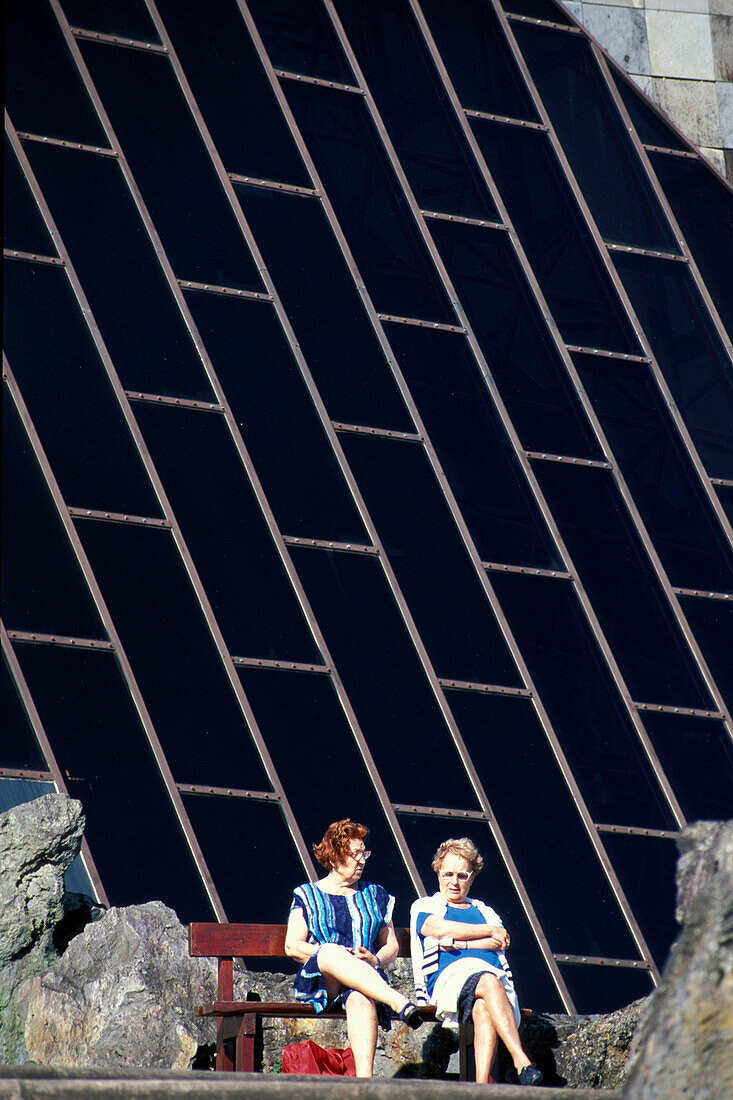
[3,0,732,1017]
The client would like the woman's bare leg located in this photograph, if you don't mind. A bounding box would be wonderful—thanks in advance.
[474,973,532,1075]
[344,990,378,1077]
[472,996,499,1084]
[316,943,410,1014]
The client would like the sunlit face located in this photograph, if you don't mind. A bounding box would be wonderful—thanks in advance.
[333,840,371,881]
[437,851,473,906]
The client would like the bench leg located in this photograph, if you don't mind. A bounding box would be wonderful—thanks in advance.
[216,1017,235,1072]
[235,1013,256,1073]
[459,1021,475,1082]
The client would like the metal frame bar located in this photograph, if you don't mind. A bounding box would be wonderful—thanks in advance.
[332,422,422,442]
[178,278,273,300]
[673,588,732,602]
[393,804,489,821]
[527,452,611,469]
[554,955,650,969]
[606,242,687,263]
[227,172,319,197]
[439,679,532,698]
[483,562,573,580]
[70,27,166,53]
[274,69,362,95]
[565,344,650,363]
[596,824,680,839]
[505,12,583,36]
[68,507,171,528]
[7,630,114,651]
[635,702,724,719]
[464,108,547,132]
[125,391,224,411]
[0,768,54,781]
[281,536,378,554]
[16,130,116,156]
[4,249,64,265]
[231,657,330,674]
[177,784,279,802]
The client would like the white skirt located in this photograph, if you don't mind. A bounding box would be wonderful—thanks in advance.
[431,955,521,1030]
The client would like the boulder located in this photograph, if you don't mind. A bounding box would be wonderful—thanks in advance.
[622,820,733,1099]
[18,901,227,1070]
[0,794,85,1063]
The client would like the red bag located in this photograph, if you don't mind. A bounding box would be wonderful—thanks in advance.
[281,1040,356,1076]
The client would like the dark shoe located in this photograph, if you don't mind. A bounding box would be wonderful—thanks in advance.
[397,1001,423,1029]
[518,1064,543,1086]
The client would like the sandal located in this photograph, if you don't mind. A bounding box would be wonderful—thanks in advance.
[397,1001,424,1029]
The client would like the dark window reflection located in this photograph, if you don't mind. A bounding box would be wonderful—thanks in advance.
[489,572,677,829]
[717,485,733,527]
[535,461,714,708]
[430,219,602,456]
[248,0,354,84]
[678,596,732,715]
[0,777,55,815]
[386,323,559,568]
[80,39,263,291]
[154,0,311,186]
[602,832,678,968]
[236,185,414,431]
[4,261,161,517]
[5,0,107,146]
[334,0,498,220]
[25,143,216,400]
[449,692,641,959]
[183,291,367,541]
[1,653,46,771]
[2,395,105,640]
[575,353,733,593]
[284,81,453,321]
[418,0,539,122]
[613,251,733,479]
[236,667,415,924]
[4,136,55,255]
[558,962,653,1016]
[502,0,573,24]
[16,645,215,921]
[514,24,677,252]
[471,117,638,352]
[60,0,160,41]
[341,433,521,686]
[182,794,307,923]
[642,711,733,823]
[75,518,274,792]
[397,813,564,1012]
[612,73,687,152]
[289,547,480,809]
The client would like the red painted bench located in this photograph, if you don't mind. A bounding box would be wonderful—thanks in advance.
[188,922,474,1077]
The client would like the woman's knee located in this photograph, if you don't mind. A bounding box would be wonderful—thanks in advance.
[345,989,377,1015]
[475,973,503,1000]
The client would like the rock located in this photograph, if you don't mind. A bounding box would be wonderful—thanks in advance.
[622,820,733,1100]
[0,794,85,1063]
[18,902,226,1070]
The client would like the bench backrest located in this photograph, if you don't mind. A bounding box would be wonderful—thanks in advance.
[189,922,412,960]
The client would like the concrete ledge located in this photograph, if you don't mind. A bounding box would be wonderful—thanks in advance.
[0,1066,620,1099]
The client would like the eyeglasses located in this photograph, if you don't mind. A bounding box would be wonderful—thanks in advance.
[348,849,371,862]
[440,870,471,881]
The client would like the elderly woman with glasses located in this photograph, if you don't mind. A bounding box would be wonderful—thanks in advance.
[285,819,422,1077]
[410,837,542,1087]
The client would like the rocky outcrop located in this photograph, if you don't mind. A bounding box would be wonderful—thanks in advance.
[0,794,85,1063]
[622,820,733,1099]
[18,902,227,1071]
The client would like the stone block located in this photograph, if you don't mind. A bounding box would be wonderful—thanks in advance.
[646,0,712,13]
[699,145,728,172]
[711,14,733,80]
[652,76,722,146]
[647,11,716,80]
[581,5,651,73]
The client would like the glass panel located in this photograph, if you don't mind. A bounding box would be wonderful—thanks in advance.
[514,24,677,253]
[1,654,46,771]
[641,712,733,823]
[430,219,602,457]
[5,0,107,145]
[471,118,638,353]
[3,135,55,255]
[340,433,521,686]
[2,394,105,640]
[25,142,216,400]
[182,291,367,541]
[284,81,454,322]
[130,402,322,662]
[154,0,311,187]
[236,667,415,924]
[0,777,55,814]
[574,353,733,593]
[334,0,498,220]
[387,324,559,568]
[612,73,687,153]
[248,0,354,84]
[678,596,732,715]
[181,794,306,923]
[534,461,714,708]
[59,0,160,41]
[449,692,641,959]
[649,153,733,346]
[489,572,677,829]
[397,813,565,1012]
[503,0,572,24]
[4,260,161,517]
[418,0,539,122]
[235,186,414,431]
[75,518,273,792]
[79,40,263,291]
[16,644,215,921]
[718,486,733,527]
[289,547,480,810]
[613,251,733,479]
[601,832,678,968]
[558,963,653,1016]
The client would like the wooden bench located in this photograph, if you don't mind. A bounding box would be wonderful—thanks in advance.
[189,922,473,1077]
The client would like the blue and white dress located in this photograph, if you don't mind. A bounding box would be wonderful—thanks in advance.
[290,880,395,1021]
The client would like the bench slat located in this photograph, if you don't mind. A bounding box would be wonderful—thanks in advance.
[196,1000,438,1019]
[189,922,412,958]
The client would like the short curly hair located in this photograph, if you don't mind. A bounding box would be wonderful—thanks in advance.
[432,837,484,876]
[312,819,369,869]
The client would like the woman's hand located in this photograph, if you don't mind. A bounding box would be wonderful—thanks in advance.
[352,945,380,968]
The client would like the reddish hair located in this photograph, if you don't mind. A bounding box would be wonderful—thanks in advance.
[313,819,369,869]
